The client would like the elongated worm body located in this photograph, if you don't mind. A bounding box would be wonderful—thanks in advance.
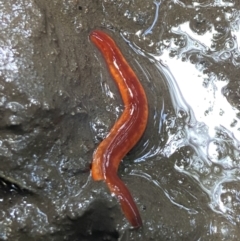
[90,30,148,228]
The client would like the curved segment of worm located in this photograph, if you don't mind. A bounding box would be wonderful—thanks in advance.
[90,30,148,228]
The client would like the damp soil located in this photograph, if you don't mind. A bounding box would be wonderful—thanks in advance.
[1,0,240,240]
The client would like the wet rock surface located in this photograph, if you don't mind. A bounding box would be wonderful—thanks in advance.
[1,0,240,240]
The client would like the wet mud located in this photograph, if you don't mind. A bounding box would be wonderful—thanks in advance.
[1,0,240,240]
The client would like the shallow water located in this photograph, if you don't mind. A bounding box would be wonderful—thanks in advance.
[95,0,240,240]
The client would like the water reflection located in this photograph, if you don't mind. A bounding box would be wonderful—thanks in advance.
[120,10,240,227]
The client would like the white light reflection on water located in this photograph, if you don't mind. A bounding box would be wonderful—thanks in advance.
[160,23,240,224]
[160,48,240,141]
[123,18,240,225]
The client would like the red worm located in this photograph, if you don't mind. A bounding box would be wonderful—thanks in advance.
[90,30,148,228]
